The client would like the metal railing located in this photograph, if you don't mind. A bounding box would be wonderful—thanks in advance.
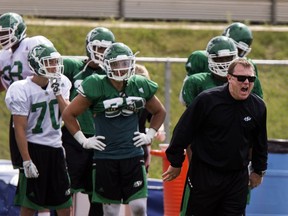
[136,57,288,143]
[66,56,288,143]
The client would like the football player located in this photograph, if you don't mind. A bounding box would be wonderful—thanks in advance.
[5,44,72,216]
[0,12,54,170]
[182,35,238,107]
[222,22,253,58]
[62,27,115,216]
[62,42,166,216]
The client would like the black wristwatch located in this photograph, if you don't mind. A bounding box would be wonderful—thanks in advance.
[253,170,266,177]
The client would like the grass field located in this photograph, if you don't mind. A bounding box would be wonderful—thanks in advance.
[1,19,288,178]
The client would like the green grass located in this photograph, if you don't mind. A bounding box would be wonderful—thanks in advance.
[1,20,288,178]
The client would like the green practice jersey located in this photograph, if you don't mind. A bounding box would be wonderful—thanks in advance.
[185,50,260,77]
[182,72,263,107]
[182,73,226,106]
[78,74,158,159]
[183,50,263,106]
[63,58,105,135]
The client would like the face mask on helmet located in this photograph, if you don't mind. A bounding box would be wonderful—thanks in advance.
[103,42,136,81]
[28,44,64,79]
[86,27,115,64]
[206,36,238,77]
[222,22,253,58]
[233,40,252,58]
[0,12,27,50]
[107,58,135,81]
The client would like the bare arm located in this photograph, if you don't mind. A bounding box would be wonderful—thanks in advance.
[56,95,70,114]
[62,94,92,136]
[13,115,31,161]
[145,95,166,131]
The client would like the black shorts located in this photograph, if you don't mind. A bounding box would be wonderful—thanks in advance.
[62,126,94,193]
[92,156,147,204]
[16,142,72,207]
[181,157,248,216]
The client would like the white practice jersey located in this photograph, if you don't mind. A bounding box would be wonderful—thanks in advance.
[0,36,53,89]
[5,75,71,148]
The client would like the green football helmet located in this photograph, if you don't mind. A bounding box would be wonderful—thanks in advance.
[86,27,115,64]
[0,12,27,50]
[185,50,210,75]
[222,22,253,57]
[28,44,63,78]
[206,36,238,77]
[103,42,136,81]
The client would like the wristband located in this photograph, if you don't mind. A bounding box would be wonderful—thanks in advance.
[147,128,157,139]
[73,131,86,146]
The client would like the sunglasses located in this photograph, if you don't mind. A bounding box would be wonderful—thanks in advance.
[230,74,256,83]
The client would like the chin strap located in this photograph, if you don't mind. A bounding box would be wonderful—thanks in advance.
[73,59,93,79]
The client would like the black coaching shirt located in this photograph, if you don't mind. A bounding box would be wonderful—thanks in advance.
[166,83,268,172]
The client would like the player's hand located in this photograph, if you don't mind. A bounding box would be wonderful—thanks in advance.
[50,77,61,96]
[83,136,106,151]
[23,160,39,178]
[74,131,106,151]
[133,128,157,147]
